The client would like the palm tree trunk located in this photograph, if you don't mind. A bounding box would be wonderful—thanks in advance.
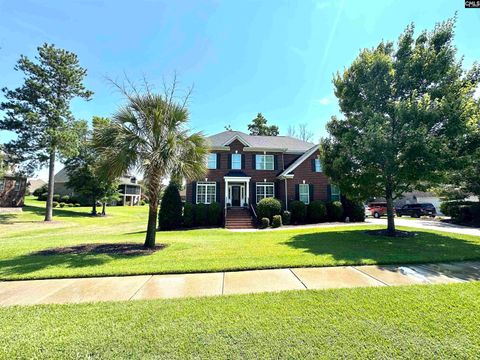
[385,180,395,236]
[44,149,55,222]
[144,175,161,248]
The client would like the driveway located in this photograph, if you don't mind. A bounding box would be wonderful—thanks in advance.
[366,217,480,237]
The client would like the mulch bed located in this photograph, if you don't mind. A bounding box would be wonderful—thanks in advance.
[365,229,417,238]
[33,243,167,256]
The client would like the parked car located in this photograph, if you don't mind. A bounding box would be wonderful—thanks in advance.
[367,202,394,218]
[396,203,437,218]
[364,204,371,217]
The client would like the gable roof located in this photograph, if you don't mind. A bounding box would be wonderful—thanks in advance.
[277,144,319,178]
[207,131,315,153]
[54,168,69,183]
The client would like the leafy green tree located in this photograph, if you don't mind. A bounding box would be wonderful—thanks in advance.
[64,118,119,216]
[0,43,93,221]
[94,77,208,248]
[320,18,480,235]
[247,113,279,136]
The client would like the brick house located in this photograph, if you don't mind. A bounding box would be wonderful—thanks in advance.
[0,175,27,208]
[185,130,340,228]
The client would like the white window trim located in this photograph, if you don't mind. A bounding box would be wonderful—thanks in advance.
[299,184,310,204]
[207,153,217,170]
[256,154,274,170]
[231,154,242,170]
[0,179,5,192]
[331,185,341,201]
[14,180,21,192]
[196,181,217,204]
[256,182,275,203]
[314,158,322,172]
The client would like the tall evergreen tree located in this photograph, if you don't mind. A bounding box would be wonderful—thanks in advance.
[320,18,480,235]
[0,43,93,221]
[247,113,279,136]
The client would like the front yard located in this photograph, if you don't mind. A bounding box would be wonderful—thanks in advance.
[2,197,480,280]
[1,283,479,358]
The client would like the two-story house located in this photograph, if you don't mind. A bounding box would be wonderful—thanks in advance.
[185,130,340,228]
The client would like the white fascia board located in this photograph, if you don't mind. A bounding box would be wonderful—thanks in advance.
[222,134,251,147]
[277,144,319,178]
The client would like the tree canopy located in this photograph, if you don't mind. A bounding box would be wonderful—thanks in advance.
[320,18,480,235]
[0,43,92,220]
[247,113,279,136]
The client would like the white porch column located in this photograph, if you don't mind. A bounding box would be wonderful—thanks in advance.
[224,178,228,209]
[246,180,249,206]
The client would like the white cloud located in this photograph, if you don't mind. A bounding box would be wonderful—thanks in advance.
[316,97,332,105]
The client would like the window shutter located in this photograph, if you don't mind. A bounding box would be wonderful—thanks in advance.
[253,182,258,203]
[309,184,314,202]
[274,155,278,170]
[274,182,279,199]
[241,154,245,169]
[327,184,332,201]
[216,182,221,204]
[295,184,300,201]
[311,159,316,172]
[192,182,197,203]
[216,154,221,169]
[227,154,232,169]
[252,154,256,169]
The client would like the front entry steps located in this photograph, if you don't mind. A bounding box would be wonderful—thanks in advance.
[225,207,256,229]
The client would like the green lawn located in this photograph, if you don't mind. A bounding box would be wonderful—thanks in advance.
[1,283,479,358]
[1,197,480,280]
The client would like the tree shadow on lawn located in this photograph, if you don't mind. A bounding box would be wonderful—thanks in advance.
[285,229,480,265]
[1,204,94,225]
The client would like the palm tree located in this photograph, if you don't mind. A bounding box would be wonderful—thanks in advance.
[94,79,208,248]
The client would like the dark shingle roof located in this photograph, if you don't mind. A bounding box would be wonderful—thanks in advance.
[208,131,315,152]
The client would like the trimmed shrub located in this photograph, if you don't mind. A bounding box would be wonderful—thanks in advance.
[158,183,183,230]
[307,200,327,223]
[52,201,59,208]
[74,203,81,207]
[59,202,66,208]
[341,198,366,222]
[67,203,74,207]
[256,198,282,221]
[183,202,195,228]
[260,217,270,229]
[53,194,61,202]
[326,201,344,221]
[33,184,47,198]
[289,200,306,224]
[272,215,282,228]
[282,210,291,225]
[194,203,208,227]
[60,195,70,203]
[140,200,146,206]
[39,192,48,201]
[208,202,222,226]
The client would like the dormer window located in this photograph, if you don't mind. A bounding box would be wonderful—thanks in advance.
[315,159,322,172]
[207,153,217,169]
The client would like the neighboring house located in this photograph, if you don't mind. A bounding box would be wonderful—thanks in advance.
[53,168,142,206]
[395,191,479,215]
[185,131,337,226]
[0,174,27,208]
[27,178,47,194]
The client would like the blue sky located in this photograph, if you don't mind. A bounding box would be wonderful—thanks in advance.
[0,0,479,179]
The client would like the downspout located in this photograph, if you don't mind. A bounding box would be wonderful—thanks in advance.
[284,177,288,211]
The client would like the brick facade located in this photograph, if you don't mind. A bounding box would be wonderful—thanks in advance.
[0,176,27,207]
[186,138,332,209]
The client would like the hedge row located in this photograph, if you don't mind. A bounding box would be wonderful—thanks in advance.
[183,202,223,228]
[440,201,480,225]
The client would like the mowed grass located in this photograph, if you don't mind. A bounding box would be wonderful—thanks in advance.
[1,197,480,280]
[1,283,480,359]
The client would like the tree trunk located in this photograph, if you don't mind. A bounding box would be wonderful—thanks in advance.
[44,150,55,222]
[92,197,97,216]
[101,202,106,216]
[385,180,396,236]
[144,176,160,248]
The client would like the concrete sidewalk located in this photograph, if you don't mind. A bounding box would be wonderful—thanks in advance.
[1,261,479,307]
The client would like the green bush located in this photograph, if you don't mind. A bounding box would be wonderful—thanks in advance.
[59,202,66,208]
[53,194,61,202]
[60,195,70,203]
[194,204,208,227]
[39,192,48,201]
[282,210,291,225]
[158,183,183,230]
[440,201,480,224]
[260,217,270,229]
[140,200,146,206]
[74,203,81,207]
[289,200,306,224]
[341,198,366,222]
[326,201,344,221]
[307,200,327,223]
[183,202,195,228]
[272,215,282,228]
[256,198,282,221]
[33,184,47,198]
[67,203,74,207]
[52,201,59,208]
[207,202,222,226]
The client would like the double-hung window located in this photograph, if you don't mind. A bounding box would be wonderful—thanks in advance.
[256,155,274,170]
[207,153,217,169]
[196,182,216,204]
[314,159,322,172]
[14,180,21,192]
[256,182,274,203]
[299,184,310,204]
[331,185,341,201]
[231,154,241,169]
[0,179,5,192]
